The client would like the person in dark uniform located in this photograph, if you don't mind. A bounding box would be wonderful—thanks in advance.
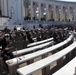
[53,29,59,44]
[26,31,34,43]
[58,29,64,42]
[4,26,10,33]
[0,34,14,61]
[13,26,17,31]
[0,34,10,51]
[22,27,25,30]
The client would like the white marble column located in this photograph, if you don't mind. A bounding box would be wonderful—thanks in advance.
[46,4,49,21]
[53,5,57,21]
[24,0,28,17]
[0,0,1,13]
[30,1,34,20]
[25,7,28,17]
[3,0,8,16]
[22,0,25,17]
[67,6,70,21]
[60,6,63,21]
[22,0,25,19]
[68,7,73,21]
[21,0,24,23]
[1,0,4,16]
[74,8,76,21]
[39,3,41,21]
[7,0,9,16]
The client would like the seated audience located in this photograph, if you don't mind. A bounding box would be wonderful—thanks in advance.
[13,26,17,31]
[0,34,14,61]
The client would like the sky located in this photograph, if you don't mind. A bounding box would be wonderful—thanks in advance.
[57,0,76,2]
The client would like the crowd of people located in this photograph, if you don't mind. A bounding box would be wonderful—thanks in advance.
[0,26,70,61]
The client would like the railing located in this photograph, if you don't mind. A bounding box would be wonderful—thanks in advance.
[17,42,76,75]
